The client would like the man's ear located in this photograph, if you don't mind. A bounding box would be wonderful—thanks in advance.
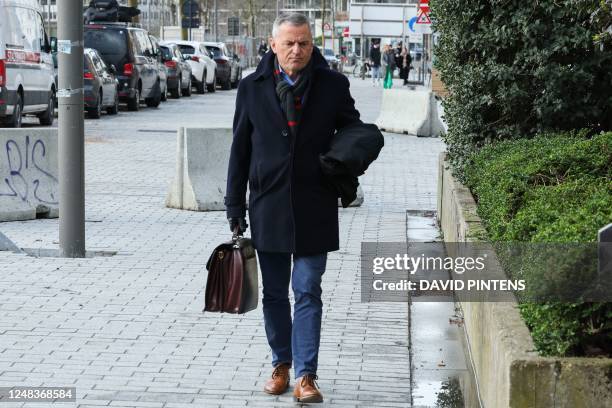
[269,37,276,53]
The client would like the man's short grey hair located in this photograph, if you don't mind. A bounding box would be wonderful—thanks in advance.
[272,13,311,38]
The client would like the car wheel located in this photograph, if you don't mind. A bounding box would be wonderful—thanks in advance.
[171,76,181,98]
[127,88,140,111]
[196,72,205,94]
[145,81,161,108]
[38,92,55,126]
[161,83,168,102]
[87,92,102,119]
[221,75,231,91]
[207,72,216,93]
[4,93,23,128]
[183,77,192,96]
[107,91,119,115]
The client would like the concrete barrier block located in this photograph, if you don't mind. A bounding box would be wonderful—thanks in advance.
[0,129,58,222]
[375,89,445,137]
[166,127,364,212]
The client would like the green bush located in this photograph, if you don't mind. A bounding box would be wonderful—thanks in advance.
[463,132,612,356]
[431,0,612,179]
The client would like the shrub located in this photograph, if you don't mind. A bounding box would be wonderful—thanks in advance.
[431,0,612,179]
[463,131,612,356]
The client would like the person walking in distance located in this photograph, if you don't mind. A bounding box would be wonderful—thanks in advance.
[369,41,382,86]
[400,45,412,86]
[382,44,396,89]
[225,13,362,403]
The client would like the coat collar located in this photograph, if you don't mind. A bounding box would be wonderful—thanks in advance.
[254,46,329,81]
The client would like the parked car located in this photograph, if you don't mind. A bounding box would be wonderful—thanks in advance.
[0,0,56,127]
[203,42,242,90]
[148,35,169,102]
[159,42,192,98]
[84,22,163,111]
[83,48,119,118]
[321,48,340,71]
[174,41,216,93]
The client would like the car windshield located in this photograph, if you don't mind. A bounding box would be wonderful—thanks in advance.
[84,28,128,69]
[206,46,223,58]
[178,44,195,55]
[324,49,334,56]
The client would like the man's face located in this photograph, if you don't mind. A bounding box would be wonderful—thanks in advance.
[270,23,313,75]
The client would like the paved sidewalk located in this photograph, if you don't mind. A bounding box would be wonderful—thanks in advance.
[0,74,445,407]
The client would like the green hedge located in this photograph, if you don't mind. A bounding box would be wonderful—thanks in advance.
[463,131,612,356]
[431,0,612,179]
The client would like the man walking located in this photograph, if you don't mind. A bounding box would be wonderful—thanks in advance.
[369,41,382,86]
[225,13,362,403]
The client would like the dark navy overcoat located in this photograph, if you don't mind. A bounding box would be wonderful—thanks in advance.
[224,47,362,254]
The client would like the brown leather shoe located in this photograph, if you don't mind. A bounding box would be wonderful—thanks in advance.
[293,374,323,403]
[263,363,291,395]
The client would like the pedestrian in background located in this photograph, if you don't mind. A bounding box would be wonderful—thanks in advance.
[382,44,395,89]
[394,42,403,78]
[369,41,382,86]
[400,45,412,86]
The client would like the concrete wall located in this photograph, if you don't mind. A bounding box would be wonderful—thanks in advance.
[166,127,363,212]
[0,129,59,222]
[437,153,612,408]
[375,89,444,137]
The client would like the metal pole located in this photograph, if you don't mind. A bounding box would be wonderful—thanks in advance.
[276,0,279,18]
[47,0,51,36]
[180,0,188,40]
[189,1,192,41]
[161,0,165,40]
[58,0,85,258]
[148,0,151,31]
[214,0,218,42]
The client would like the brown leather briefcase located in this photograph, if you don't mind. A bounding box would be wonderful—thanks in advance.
[203,234,258,314]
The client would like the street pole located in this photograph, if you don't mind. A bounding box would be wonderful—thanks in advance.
[57,0,85,258]
[148,0,151,31]
[331,0,335,55]
[321,0,325,48]
[214,0,218,42]
[47,0,51,36]
[180,0,188,40]
[161,0,165,40]
[276,0,279,18]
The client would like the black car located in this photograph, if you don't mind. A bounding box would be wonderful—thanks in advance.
[203,42,242,90]
[84,22,164,110]
[148,35,169,102]
[159,43,192,98]
[83,48,119,118]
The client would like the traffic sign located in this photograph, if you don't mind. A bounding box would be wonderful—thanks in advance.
[342,27,349,38]
[416,0,431,25]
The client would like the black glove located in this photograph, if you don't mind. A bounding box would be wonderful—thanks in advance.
[228,217,248,234]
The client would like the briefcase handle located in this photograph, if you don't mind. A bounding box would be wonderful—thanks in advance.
[232,226,243,248]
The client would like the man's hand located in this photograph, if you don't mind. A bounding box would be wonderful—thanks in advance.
[228,217,248,234]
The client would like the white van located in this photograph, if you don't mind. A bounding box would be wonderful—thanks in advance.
[0,0,55,127]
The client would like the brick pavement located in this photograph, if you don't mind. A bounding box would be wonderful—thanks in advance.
[0,73,445,407]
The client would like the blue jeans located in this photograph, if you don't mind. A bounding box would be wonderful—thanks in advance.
[257,251,327,379]
[371,65,381,82]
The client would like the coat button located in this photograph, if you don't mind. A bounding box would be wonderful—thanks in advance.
[281,130,288,137]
